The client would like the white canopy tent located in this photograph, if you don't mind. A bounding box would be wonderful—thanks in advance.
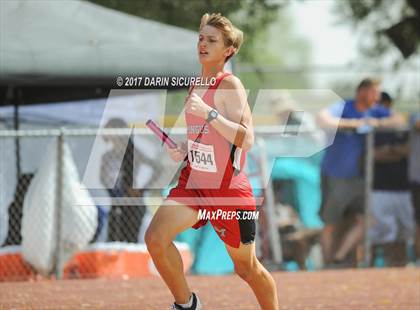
[0,0,200,87]
[0,0,201,184]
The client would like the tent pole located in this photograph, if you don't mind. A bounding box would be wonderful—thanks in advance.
[6,85,21,180]
[13,88,21,178]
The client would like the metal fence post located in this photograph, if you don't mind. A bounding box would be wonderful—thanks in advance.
[256,138,283,265]
[364,130,374,266]
[54,129,64,279]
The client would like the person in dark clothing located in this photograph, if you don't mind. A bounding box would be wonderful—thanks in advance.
[101,118,160,243]
[3,173,34,246]
[408,111,420,265]
[369,93,414,266]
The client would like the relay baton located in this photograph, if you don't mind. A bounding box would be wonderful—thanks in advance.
[146,119,177,149]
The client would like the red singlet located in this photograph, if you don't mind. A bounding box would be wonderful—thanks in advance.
[167,72,256,248]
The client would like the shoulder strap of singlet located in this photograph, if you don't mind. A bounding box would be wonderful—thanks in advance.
[209,72,231,90]
[188,72,232,95]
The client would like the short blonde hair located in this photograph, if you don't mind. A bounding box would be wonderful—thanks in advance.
[199,13,243,62]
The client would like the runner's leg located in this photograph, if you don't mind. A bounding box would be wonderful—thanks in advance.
[225,242,279,310]
[145,201,199,304]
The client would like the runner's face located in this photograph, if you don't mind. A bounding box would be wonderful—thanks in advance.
[198,25,232,64]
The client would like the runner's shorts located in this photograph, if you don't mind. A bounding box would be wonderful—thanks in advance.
[167,169,257,249]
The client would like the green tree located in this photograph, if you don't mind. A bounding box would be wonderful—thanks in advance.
[334,0,419,60]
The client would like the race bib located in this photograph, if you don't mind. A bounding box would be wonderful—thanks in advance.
[188,140,217,173]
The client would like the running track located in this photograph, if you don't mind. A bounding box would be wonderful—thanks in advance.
[1,268,419,309]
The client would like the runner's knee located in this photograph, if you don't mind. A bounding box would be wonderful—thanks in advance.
[145,227,170,255]
[234,260,261,282]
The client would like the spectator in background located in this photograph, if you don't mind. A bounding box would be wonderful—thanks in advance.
[369,92,414,267]
[2,173,34,246]
[101,118,160,243]
[379,91,393,109]
[317,78,404,267]
[409,111,420,266]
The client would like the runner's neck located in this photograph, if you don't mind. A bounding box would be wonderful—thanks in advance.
[200,68,226,81]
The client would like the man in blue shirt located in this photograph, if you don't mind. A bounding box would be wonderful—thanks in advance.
[317,78,403,267]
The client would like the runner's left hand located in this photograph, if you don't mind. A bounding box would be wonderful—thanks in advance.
[185,93,211,120]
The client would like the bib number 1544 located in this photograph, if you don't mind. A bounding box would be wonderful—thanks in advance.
[188,140,217,173]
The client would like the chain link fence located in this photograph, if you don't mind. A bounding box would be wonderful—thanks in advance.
[0,128,182,281]
[0,126,288,281]
[0,124,415,281]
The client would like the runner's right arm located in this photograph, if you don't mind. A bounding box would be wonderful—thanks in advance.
[166,142,187,162]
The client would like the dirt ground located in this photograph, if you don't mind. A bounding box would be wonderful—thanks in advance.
[1,268,419,309]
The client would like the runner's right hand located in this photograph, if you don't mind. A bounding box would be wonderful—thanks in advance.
[166,143,187,162]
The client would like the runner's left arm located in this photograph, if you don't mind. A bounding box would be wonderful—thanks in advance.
[185,76,254,151]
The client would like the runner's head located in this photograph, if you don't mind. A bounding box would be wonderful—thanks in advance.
[198,13,243,64]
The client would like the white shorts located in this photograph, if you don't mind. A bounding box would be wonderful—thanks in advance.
[369,191,415,244]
